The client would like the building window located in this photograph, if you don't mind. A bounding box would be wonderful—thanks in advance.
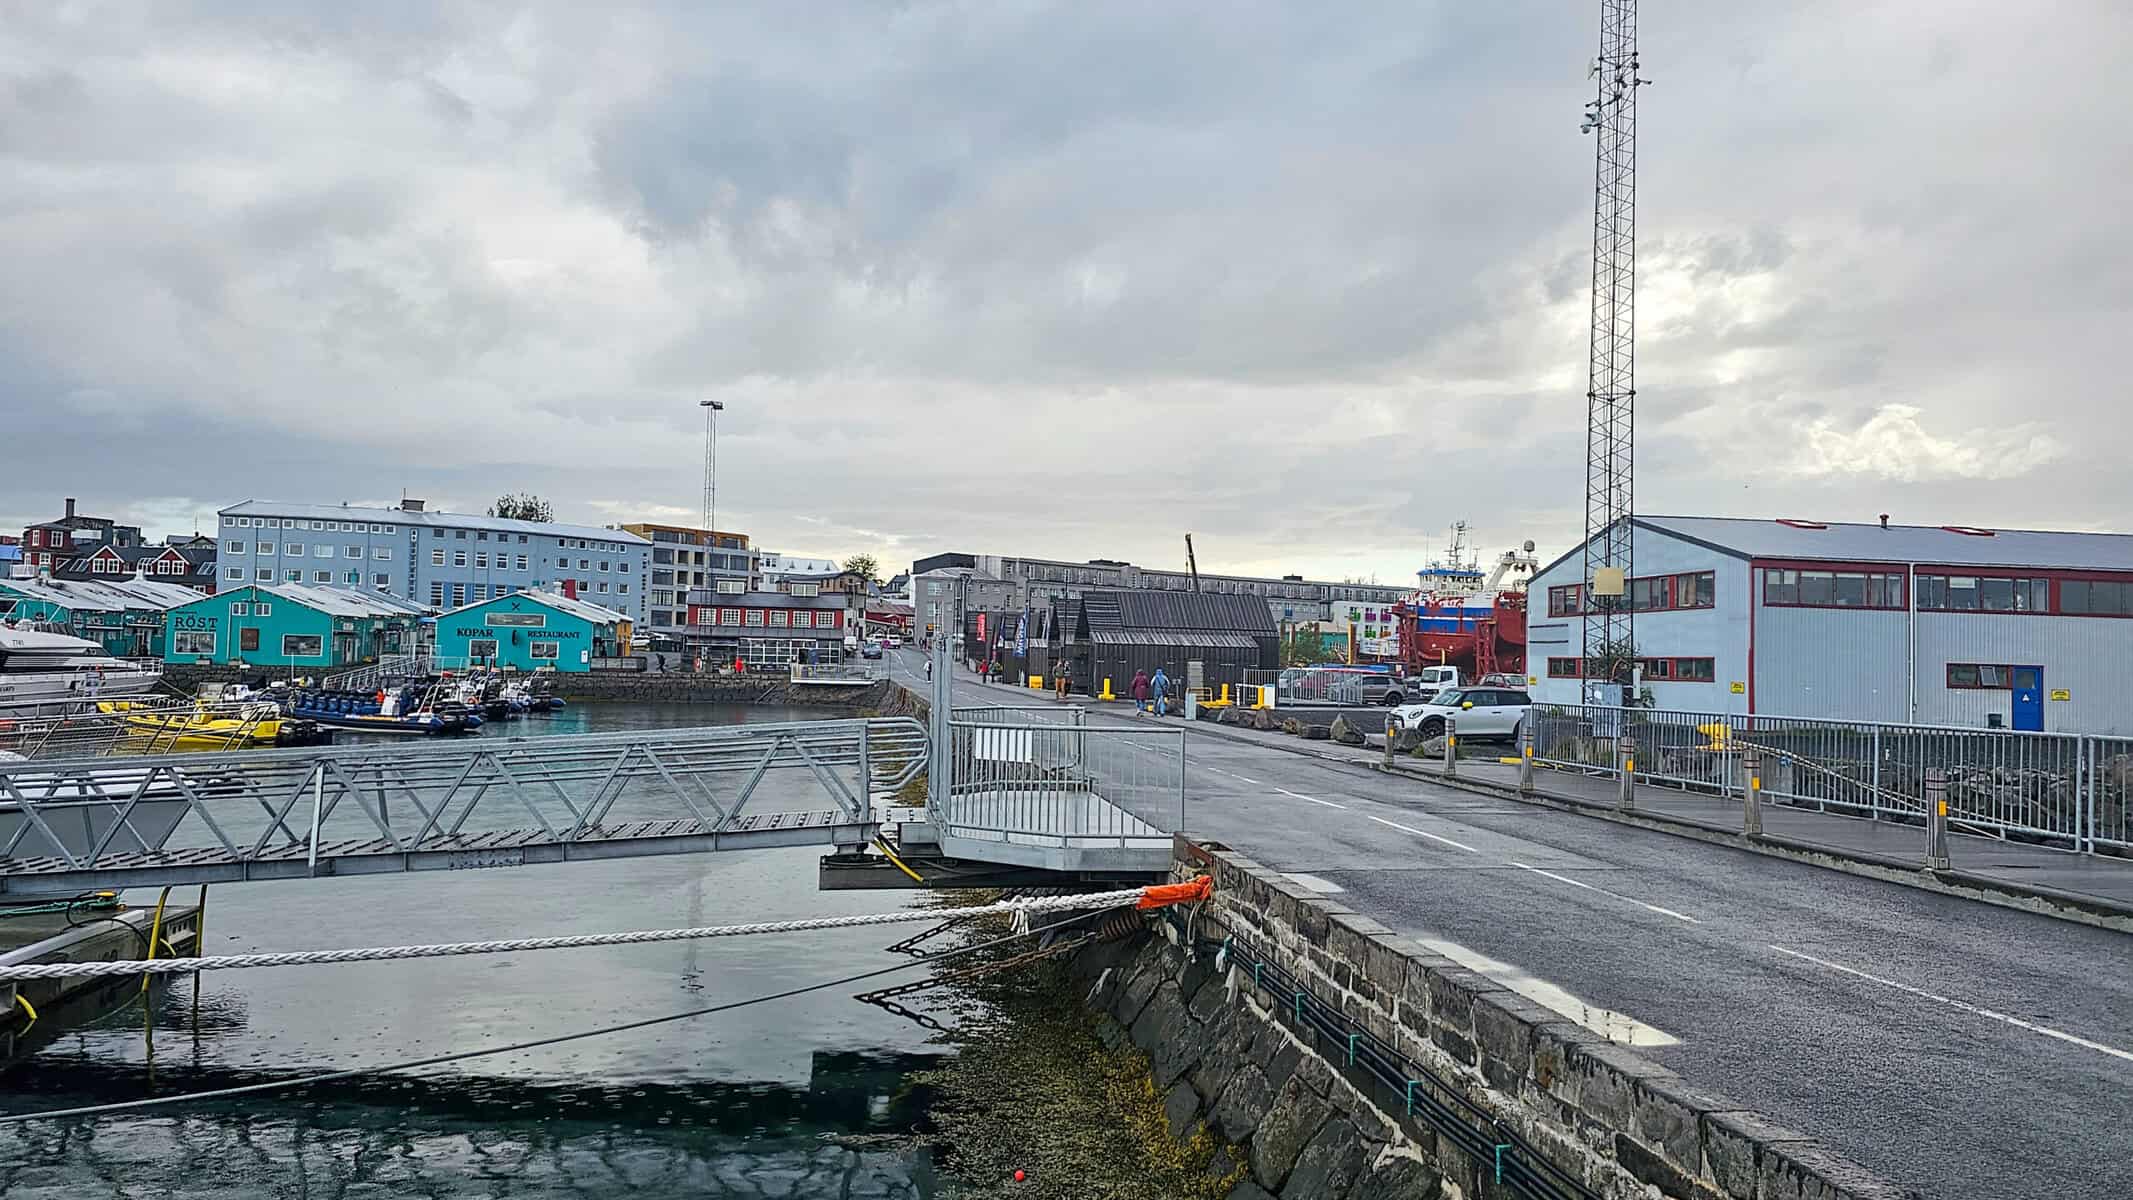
[468,638,499,661]
[745,609,765,626]
[454,551,468,568]
[284,569,302,582]
[1547,657,1582,677]
[2061,579,2132,615]
[477,531,488,541]
[1764,568,1907,610]
[1636,657,1716,682]
[374,573,390,587]
[282,634,323,658]
[345,569,361,584]
[475,552,488,569]
[226,540,245,554]
[558,556,570,568]
[230,602,250,616]
[529,640,559,660]
[344,546,361,558]
[173,629,216,656]
[257,542,276,555]
[518,534,527,544]
[433,528,444,538]
[717,578,746,595]
[516,554,529,571]
[1947,663,2028,690]
[374,547,392,560]
[431,582,446,608]
[598,560,609,572]
[578,559,590,570]
[1547,586,1584,617]
[618,583,629,594]
[314,570,331,583]
[455,530,466,539]
[790,582,820,598]
[225,567,244,581]
[619,560,630,573]
[286,542,304,556]
[595,580,608,593]
[1916,574,2047,613]
[233,517,251,528]
[720,608,741,626]
[451,584,466,607]
[768,610,788,627]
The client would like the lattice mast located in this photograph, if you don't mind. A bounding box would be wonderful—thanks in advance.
[1579,0,1647,698]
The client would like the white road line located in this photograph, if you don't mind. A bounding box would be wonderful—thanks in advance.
[1769,946,2133,1064]
[1285,872,1347,895]
[1418,937,1680,1048]
[1366,814,1477,853]
[1506,861,1700,923]
[1277,788,1348,810]
[1230,773,1261,785]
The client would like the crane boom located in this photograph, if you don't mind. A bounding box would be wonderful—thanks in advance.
[1184,534,1201,593]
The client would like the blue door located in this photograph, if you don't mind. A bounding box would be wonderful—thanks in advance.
[2011,666,2043,731]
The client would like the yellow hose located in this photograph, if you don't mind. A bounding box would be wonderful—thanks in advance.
[12,992,36,1030]
[141,885,174,996]
[873,839,925,884]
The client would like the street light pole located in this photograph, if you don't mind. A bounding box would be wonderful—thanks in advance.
[698,399,724,541]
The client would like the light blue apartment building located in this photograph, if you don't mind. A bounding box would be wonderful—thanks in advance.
[214,499,650,626]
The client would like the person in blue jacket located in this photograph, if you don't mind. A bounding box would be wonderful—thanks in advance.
[1151,666,1171,717]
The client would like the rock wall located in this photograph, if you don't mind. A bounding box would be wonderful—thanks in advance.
[1071,838,1907,1200]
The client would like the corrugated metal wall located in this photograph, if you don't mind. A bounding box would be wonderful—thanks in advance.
[1914,613,2133,734]
[1082,640,1274,697]
[1753,607,1911,723]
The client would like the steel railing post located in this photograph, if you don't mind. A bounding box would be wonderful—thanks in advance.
[1742,748,1762,837]
[857,724,873,823]
[1870,725,1883,821]
[1617,733,1636,811]
[306,763,324,875]
[1518,717,1535,795]
[1925,767,1952,870]
[1443,718,1457,777]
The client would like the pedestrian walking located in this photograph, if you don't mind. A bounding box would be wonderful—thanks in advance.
[1130,669,1151,713]
[1054,661,1071,700]
[1151,666,1171,717]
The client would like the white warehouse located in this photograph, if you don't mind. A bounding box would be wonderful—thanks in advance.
[1525,515,2133,734]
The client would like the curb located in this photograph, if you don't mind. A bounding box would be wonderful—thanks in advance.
[1175,713,2133,936]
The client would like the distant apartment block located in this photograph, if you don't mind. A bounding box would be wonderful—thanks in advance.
[217,499,649,624]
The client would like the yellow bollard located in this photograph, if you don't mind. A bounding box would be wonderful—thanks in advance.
[1100,677,1116,701]
[1220,683,1231,704]
[1029,675,1045,690]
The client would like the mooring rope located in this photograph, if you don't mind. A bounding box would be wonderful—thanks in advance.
[0,889,1154,982]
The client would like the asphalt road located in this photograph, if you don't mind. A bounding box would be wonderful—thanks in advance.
[891,649,2133,1200]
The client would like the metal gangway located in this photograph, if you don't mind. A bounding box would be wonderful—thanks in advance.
[322,651,454,692]
[0,718,928,897]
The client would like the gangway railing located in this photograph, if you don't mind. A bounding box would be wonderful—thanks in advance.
[0,697,289,761]
[0,717,929,895]
[933,705,1181,873]
[323,652,460,692]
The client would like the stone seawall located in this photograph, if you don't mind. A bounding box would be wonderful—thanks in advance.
[1071,838,1907,1200]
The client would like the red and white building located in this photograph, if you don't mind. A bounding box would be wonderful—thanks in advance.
[1526,515,2133,735]
[683,589,850,668]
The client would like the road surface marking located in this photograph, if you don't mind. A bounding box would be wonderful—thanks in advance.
[1506,862,1700,924]
[1769,946,2133,1064]
[1286,872,1347,894]
[1277,788,1347,810]
[1417,937,1680,1048]
[1366,814,1478,853]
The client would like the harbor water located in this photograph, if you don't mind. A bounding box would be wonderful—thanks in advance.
[0,703,944,1198]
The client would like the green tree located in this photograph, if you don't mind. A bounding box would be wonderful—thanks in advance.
[843,553,881,584]
[487,493,555,522]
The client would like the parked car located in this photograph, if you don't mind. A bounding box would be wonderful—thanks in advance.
[1388,687,1531,741]
[883,635,902,648]
[860,641,884,660]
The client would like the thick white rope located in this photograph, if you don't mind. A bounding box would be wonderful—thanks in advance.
[0,889,1150,981]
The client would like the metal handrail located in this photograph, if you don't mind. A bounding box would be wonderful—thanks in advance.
[0,717,929,883]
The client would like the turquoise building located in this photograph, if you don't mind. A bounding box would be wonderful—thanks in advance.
[163,584,427,669]
[432,590,628,672]
[0,576,206,658]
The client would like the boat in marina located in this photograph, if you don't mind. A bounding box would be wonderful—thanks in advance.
[277,680,479,736]
[0,628,163,715]
[93,691,331,750]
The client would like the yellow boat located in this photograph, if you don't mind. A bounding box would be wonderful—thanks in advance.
[95,699,289,748]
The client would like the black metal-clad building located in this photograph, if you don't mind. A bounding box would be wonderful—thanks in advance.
[1065,589,1278,695]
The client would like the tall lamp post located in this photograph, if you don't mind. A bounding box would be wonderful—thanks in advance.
[698,399,725,666]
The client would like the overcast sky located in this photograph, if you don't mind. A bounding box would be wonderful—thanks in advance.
[3,2,2126,583]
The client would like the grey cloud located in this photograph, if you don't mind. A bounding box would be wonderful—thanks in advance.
[0,0,2124,581]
